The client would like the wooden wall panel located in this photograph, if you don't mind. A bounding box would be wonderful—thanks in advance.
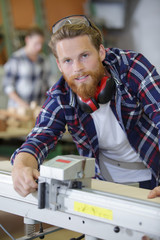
[10,0,35,29]
[45,0,87,31]
[0,0,87,30]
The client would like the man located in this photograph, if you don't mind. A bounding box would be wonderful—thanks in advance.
[3,26,51,109]
[11,15,160,198]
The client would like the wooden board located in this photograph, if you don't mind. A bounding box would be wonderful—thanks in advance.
[91,179,160,204]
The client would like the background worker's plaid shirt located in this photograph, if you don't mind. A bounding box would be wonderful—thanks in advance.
[11,48,160,185]
[3,47,51,107]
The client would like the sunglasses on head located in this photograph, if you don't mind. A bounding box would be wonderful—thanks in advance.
[52,15,93,34]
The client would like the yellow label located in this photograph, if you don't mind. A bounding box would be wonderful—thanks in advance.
[74,201,113,220]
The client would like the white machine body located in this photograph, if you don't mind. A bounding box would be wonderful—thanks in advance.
[40,155,95,180]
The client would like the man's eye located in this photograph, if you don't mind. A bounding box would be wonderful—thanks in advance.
[83,54,88,58]
[64,59,71,63]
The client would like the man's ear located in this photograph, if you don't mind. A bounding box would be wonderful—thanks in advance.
[99,44,106,62]
[56,59,62,72]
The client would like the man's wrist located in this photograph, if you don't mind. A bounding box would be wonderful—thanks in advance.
[14,152,38,169]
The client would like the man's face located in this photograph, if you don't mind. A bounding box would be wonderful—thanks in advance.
[25,35,44,55]
[56,35,106,99]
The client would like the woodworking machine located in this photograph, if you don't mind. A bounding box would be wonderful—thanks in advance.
[0,155,160,240]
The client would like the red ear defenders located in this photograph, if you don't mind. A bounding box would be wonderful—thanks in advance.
[77,76,115,113]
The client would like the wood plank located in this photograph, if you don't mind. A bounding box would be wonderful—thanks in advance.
[91,179,160,204]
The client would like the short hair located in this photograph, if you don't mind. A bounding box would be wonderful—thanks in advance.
[26,26,44,38]
[49,17,103,58]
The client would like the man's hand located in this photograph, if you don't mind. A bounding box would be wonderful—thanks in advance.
[148,186,160,199]
[9,91,30,109]
[11,153,39,197]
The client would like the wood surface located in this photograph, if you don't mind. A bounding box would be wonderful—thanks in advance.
[91,179,160,204]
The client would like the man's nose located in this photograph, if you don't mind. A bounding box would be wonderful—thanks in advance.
[73,60,84,72]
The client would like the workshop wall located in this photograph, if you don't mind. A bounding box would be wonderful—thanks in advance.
[0,0,159,70]
[10,0,35,29]
[132,0,160,73]
[45,0,87,30]
[115,0,160,73]
[0,0,86,29]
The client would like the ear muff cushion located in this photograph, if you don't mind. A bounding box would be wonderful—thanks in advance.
[96,76,115,104]
[77,96,99,113]
[77,75,115,113]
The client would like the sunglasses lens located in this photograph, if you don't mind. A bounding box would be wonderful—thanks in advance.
[52,15,90,34]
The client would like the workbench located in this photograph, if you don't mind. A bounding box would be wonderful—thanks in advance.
[0,127,31,139]
[0,159,160,240]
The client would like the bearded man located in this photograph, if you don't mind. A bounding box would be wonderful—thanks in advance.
[11,16,160,199]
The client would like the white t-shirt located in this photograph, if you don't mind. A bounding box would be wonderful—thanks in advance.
[91,102,151,183]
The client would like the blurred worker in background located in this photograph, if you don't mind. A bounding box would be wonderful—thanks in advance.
[11,16,160,199]
[3,26,52,109]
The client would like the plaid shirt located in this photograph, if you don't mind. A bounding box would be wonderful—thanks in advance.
[11,48,160,184]
[3,47,51,107]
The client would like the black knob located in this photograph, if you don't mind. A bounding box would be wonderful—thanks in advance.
[114,226,120,233]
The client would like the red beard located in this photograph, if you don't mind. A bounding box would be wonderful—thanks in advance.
[63,61,105,99]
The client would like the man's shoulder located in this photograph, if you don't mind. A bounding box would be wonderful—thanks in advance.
[105,47,138,60]
[12,47,26,58]
[4,48,26,69]
[47,77,70,97]
[104,48,141,71]
[4,48,26,66]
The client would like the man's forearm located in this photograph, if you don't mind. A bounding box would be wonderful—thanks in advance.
[13,152,38,169]
[8,91,29,108]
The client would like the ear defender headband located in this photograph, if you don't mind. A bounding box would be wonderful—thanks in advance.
[77,76,115,113]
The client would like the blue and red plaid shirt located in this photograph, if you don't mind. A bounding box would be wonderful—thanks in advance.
[11,48,160,185]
